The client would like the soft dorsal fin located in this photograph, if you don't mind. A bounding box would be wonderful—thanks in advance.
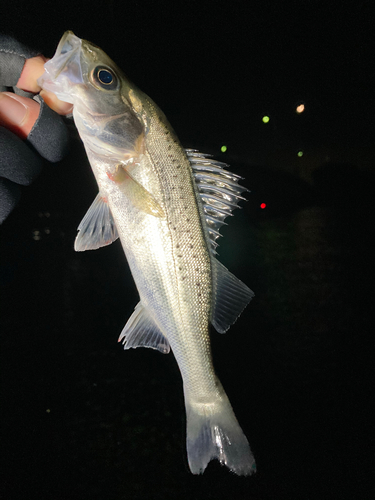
[186,149,248,255]
[211,259,254,333]
[75,193,119,251]
[118,302,170,354]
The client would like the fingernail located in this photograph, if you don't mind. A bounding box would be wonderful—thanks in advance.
[0,92,29,127]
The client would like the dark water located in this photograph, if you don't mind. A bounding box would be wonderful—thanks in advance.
[1,143,373,499]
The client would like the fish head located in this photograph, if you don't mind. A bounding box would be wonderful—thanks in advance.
[38,31,145,159]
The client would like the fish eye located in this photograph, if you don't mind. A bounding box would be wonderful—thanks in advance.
[98,69,113,84]
[91,66,119,91]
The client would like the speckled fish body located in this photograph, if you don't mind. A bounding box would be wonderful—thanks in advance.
[38,31,256,475]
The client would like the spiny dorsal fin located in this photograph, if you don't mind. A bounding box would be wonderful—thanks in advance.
[75,193,118,251]
[186,149,248,255]
[118,302,170,354]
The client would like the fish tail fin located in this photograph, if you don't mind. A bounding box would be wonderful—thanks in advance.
[185,379,256,476]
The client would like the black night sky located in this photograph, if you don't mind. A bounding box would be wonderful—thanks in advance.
[1,2,374,499]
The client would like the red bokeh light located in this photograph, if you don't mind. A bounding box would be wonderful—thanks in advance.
[260,203,267,209]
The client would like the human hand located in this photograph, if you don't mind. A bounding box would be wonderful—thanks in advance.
[0,35,71,223]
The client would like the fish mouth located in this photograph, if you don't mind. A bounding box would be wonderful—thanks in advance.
[52,31,82,78]
[37,31,84,102]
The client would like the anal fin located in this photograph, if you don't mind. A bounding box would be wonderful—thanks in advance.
[118,302,170,354]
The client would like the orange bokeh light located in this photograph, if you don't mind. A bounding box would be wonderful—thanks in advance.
[296,104,305,113]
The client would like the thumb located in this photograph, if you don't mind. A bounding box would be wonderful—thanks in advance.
[0,92,40,139]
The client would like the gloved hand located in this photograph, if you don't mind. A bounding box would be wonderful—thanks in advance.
[0,34,71,223]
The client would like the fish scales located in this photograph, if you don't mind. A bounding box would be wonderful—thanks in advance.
[142,99,215,393]
[108,98,216,398]
[38,31,256,475]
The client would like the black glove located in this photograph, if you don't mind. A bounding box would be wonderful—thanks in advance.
[0,34,70,223]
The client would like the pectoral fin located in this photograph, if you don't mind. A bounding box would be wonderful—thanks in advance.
[108,165,165,218]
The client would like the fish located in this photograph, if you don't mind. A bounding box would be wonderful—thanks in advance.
[38,31,256,475]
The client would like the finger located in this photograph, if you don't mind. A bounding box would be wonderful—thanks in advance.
[39,89,73,115]
[16,56,73,116]
[16,55,47,93]
[0,92,40,139]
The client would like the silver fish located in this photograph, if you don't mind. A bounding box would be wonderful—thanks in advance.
[38,31,256,475]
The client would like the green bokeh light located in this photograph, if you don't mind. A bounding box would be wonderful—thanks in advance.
[297,150,304,157]
[262,116,270,123]
[221,145,227,153]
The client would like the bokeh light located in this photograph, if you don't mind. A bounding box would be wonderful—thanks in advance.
[296,103,305,113]
[221,145,227,152]
[262,116,270,123]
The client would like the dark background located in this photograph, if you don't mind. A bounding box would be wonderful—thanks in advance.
[1,1,374,499]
